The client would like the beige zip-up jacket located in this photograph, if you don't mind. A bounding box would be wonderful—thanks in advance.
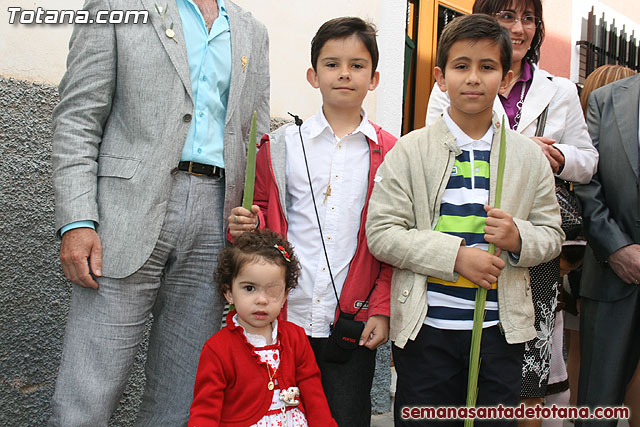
[365,116,564,348]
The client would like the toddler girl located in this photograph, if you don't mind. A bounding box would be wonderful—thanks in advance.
[189,230,336,426]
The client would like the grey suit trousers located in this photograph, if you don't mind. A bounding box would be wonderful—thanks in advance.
[49,172,226,426]
[577,288,640,426]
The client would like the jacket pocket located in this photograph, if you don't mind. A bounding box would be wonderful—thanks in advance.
[97,155,141,179]
[393,270,414,304]
[506,268,534,320]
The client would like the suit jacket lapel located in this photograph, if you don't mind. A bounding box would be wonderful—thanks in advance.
[225,2,251,125]
[613,76,640,179]
[141,0,193,101]
[518,69,557,133]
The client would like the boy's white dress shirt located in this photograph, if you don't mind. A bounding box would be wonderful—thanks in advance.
[285,108,377,337]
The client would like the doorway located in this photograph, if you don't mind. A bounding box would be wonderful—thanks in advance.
[403,0,473,134]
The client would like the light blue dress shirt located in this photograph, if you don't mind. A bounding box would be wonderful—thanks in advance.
[61,0,232,236]
[177,0,231,167]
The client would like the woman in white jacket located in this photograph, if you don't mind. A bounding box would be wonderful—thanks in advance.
[426,3,596,184]
[426,0,597,423]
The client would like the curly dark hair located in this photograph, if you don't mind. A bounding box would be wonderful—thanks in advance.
[214,230,300,296]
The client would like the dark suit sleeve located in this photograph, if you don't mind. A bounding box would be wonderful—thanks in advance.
[51,0,116,233]
[575,91,635,262]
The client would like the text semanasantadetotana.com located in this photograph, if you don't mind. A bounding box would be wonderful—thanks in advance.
[7,7,149,25]
[401,404,630,420]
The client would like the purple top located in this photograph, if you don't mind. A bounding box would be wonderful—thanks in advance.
[499,61,534,130]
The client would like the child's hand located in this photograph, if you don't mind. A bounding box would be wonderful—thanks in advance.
[359,315,389,350]
[484,205,522,254]
[454,246,505,290]
[228,205,260,237]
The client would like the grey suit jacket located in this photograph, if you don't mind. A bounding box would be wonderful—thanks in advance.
[575,74,640,301]
[52,0,270,278]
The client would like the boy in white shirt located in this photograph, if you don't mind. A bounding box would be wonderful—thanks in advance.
[229,17,397,426]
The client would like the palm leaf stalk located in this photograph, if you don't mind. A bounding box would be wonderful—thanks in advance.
[242,111,258,210]
[464,116,507,427]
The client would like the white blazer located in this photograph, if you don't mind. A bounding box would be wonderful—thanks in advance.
[426,66,598,184]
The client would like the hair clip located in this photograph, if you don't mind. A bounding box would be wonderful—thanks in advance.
[274,245,291,262]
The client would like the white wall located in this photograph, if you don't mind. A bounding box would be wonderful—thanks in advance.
[375,0,407,137]
[0,0,406,136]
[0,0,84,83]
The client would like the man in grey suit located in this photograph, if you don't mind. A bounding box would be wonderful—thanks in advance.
[49,0,269,425]
[576,73,640,423]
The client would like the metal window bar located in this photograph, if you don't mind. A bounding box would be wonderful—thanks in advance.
[437,6,464,43]
[576,6,640,83]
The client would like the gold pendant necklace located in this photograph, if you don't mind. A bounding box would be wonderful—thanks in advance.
[322,183,332,204]
[266,362,278,391]
[322,137,343,204]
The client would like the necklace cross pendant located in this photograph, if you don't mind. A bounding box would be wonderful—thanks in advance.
[323,184,332,204]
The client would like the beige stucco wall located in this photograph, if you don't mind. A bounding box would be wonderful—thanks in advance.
[539,0,572,78]
[601,0,640,24]
[0,0,406,135]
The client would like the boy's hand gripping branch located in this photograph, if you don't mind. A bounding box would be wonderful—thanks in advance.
[483,205,522,254]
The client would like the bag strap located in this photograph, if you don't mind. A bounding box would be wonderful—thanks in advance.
[534,76,553,137]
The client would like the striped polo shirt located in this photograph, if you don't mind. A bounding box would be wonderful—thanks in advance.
[425,109,498,330]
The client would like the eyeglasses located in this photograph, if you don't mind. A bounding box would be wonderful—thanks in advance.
[495,11,541,28]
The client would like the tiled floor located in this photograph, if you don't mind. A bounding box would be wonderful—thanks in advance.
[371,410,394,427]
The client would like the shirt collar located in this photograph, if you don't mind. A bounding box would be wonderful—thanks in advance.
[442,108,494,149]
[182,0,229,23]
[218,0,229,21]
[305,108,378,144]
[518,60,533,83]
[232,313,279,347]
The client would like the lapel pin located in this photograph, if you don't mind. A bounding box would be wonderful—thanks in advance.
[242,56,248,72]
[166,23,175,40]
[155,3,178,43]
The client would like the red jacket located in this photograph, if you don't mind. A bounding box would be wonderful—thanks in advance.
[189,311,336,427]
[253,122,396,322]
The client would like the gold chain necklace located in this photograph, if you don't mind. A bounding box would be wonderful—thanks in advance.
[322,138,343,204]
[265,361,278,391]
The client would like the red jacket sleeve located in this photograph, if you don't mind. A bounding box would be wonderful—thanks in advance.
[367,262,392,318]
[253,133,271,230]
[364,126,396,319]
[292,328,337,427]
[189,343,226,426]
[254,133,288,236]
